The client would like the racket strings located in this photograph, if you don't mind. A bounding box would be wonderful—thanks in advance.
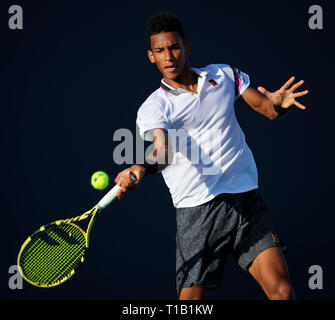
[21,225,76,270]
[33,246,81,285]
[24,237,82,284]
[41,233,86,283]
[19,223,86,286]
[22,228,85,285]
[21,235,73,282]
[47,248,85,284]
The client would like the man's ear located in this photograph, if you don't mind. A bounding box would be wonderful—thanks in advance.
[147,50,155,64]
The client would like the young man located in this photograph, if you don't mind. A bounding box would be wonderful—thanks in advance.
[114,12,308,300]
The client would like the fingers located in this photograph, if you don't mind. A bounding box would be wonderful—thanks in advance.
[116,188,123,200]
[292,87,309,110]
[115,181,126,199]
[289,79,305,93]
[293,89,309,98]
[294,100,307,110]
[114,170,137,200]
[280,76,296,91]
[257,86,267,94]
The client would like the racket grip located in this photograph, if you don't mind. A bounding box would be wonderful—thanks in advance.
[97,172,137,209]
[97,184,120,209]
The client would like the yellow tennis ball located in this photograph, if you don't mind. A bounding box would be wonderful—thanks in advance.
[91,171,109,190]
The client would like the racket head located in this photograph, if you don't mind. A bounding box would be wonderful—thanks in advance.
[17,222,88,288]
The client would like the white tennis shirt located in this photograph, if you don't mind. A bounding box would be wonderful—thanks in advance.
[137,64,258,208]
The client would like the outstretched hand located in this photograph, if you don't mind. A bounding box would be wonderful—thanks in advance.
[258,76,309,110]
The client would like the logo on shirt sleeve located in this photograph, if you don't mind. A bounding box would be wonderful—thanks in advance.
[208,79,218,86]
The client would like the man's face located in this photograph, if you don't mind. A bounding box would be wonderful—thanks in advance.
[148,31,190,81]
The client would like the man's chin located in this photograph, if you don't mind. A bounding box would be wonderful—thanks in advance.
[163,72,179,81]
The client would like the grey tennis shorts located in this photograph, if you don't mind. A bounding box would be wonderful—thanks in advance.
[176,189,281,290]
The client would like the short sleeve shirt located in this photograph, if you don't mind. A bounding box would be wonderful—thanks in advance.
[136,64,258,208]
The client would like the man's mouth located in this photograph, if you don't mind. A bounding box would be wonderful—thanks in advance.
[165,65,177,72]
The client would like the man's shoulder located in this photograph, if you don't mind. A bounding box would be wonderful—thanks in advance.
[195,63,235,83]
[200,63,233,74]
[138,87,166,113]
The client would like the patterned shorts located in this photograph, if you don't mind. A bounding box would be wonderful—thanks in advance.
[176,189,281,289]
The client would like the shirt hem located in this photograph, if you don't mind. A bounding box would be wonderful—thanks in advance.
[174,184,259,208]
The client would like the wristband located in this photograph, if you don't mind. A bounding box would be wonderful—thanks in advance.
[273,104,290,115]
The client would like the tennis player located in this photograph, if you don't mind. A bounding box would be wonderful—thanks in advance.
[114,12,308,300]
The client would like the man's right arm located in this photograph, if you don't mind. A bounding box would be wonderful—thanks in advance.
[114,128,171,199]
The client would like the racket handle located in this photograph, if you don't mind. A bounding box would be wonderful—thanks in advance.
[97,172,137,209]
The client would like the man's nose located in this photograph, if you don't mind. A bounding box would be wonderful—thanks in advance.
[164,49,174,61]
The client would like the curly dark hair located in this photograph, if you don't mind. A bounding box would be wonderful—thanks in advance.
[146,12,186,45]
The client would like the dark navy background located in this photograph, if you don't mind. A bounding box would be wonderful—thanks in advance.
[1,0,334,300]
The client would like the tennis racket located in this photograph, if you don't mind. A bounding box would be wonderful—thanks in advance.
[17,172,136,288]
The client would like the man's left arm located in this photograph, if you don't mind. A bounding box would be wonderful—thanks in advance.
[237,76,309,120]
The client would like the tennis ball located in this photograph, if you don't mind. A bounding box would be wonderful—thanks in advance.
[91,171,109,190]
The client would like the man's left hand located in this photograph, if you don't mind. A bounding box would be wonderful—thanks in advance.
[258,76,309,110]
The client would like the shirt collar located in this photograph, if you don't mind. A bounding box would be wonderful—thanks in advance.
[160,68,210,92]
[190,67,210,78]
[160,79,176,92]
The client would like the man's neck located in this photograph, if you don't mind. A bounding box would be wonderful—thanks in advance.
[164,65,199,94]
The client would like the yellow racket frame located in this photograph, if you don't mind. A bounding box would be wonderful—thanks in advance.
[17,206,100,288]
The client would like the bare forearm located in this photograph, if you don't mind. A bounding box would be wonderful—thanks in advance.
[257,96,277,120]
[239,87,289,120]
[114,130,172,198]
[138,145,171,176]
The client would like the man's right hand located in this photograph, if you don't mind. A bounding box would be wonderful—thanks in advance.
[114,164,146,199]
